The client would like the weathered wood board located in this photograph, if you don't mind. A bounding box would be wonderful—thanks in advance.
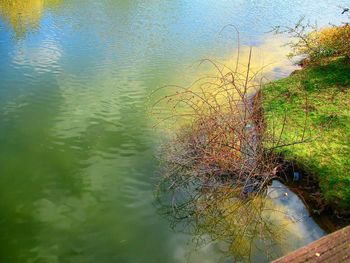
[273,226,350,263]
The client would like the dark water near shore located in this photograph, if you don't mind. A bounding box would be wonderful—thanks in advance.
[0,1,348,262]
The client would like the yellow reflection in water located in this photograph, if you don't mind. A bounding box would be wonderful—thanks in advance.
[165,35,297,86]
[152,35,298,130]
[195,183,319,261]
[0,0,60,37]
[223,35,298,81]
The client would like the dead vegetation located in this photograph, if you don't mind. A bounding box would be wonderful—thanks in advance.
[151,29,314,261]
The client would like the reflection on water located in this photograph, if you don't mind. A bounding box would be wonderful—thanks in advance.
[0,0,347,262]
[267,181,326,243]
[12,37,62,73]
[157,178,325,262]
[0,0,61,37]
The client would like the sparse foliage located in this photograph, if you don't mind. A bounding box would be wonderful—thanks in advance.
[271,9,350,64]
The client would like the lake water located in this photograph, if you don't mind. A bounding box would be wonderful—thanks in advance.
[0,1,347,262]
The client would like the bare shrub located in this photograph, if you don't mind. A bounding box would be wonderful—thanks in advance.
[154,49,310,260]
[151,39,315,260]
[271,8,350,64]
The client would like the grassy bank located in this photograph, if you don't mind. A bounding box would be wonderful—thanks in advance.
[263,57,350,212]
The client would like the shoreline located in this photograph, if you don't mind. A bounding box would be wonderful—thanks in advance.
[262,57,350,230]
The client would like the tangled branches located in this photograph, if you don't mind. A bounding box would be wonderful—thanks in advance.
[151,39,313,261]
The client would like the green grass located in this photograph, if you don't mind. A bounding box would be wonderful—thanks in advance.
[263,57,350,211]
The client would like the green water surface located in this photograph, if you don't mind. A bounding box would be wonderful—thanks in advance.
[0,1,347,262]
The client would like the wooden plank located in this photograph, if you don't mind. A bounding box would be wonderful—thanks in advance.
[273,226,350,263]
